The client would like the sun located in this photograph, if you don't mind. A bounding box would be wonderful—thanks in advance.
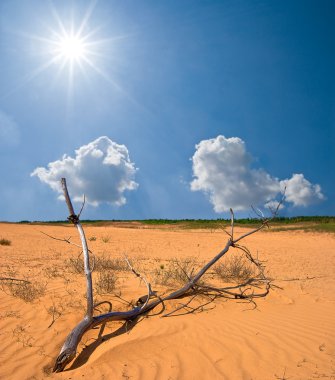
[56,34,87,62]
[50,28,92,68]
[15,2,129,99]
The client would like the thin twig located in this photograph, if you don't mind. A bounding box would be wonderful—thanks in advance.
[230,208,234,241]
[77,194,86,220]
[38,230,82,249]
[123,254,153,311]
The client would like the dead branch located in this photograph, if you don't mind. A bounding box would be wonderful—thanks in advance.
[37,230,82,249]
[123,254,153,311]
[61,178,94,319]
[162,294,216,317]
[52,178,276,372]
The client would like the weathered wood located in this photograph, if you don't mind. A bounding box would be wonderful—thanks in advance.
[53,178,276,372]
[61,178,94,319]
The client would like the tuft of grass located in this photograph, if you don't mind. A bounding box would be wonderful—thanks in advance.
[101,235,111,243]
[7,281,47,302]
[65,256,84,274]
[65,255,129,274]
[94,255,129,272]
[44,266,64,279]
[88,236,97,241]
[213,256,254,283]
[154,257,199,287]
[0,238,11,246]
[94,272,117,294]
[0,310,21,319]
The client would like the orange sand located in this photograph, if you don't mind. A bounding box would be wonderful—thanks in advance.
[0,223,334,380]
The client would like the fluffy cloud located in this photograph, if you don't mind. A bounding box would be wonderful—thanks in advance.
[280,174,325,207]
[31,136,138,206]
[0,110,20,147]
[191,135,324,212]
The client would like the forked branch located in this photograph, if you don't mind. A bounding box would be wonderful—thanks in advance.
[53,178,277,372]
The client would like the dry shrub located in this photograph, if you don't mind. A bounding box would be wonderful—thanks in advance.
[0,238,11,246]
[65,256,83,274]
[213,255,255,283]
[7,281,47,302]
[65,255,128,274]
[94,255,128,272]
[46,301,64,327]
[12,325,34,347]
[0,310,21,319]
[154,257,199,287]
[101,235,111,243]
[44,266,65,279]
[94,272,117,294]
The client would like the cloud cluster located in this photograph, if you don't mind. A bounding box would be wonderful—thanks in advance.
[31,136,138,206]
[190,135,324,212]
[0,110,20,147]
[280,174,325,207]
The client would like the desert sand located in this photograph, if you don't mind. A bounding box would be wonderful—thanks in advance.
[0,222,334,380]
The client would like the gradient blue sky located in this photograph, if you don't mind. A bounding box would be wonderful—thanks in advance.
[0,0,334,221]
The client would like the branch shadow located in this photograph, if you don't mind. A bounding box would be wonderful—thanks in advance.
[67,316,142,371]
[64,293,176,371]
[63,287,265,371]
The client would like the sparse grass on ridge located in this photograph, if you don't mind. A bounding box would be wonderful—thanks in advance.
[268,223,335,233]
[6,216,335,233]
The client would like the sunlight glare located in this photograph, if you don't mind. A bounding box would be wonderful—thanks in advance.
[57,35,86,61]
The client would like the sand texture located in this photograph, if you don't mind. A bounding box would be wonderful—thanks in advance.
[0,223,334,380]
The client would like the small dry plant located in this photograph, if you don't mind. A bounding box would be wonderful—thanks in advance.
[0,310,21,319]
[94,255,129,272]
[213,255,255,283]
[46,301,64,328]
[154,257,200,287]
[44,266,65,279]
[101,235,111,243]
[65,256,84,274]
[94,272,117,294]
[12,325,35,347]
[0,238,11,246]
[66,254,128,274]
[7,281,47,302]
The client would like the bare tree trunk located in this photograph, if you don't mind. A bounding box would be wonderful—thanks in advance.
[61,178,93,319]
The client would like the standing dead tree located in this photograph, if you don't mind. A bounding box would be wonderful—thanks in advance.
[53,178,280,372]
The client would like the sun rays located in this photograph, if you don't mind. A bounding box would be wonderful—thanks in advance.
[5,1,127,101]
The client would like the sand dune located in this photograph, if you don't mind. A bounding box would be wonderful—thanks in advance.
[0,223,334,379]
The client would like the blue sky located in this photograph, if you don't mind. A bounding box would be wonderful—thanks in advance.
[0,0,334,221]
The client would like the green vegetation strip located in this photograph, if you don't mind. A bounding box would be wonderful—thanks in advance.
[10,217,335,233]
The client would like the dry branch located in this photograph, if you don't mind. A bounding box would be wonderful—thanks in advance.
[52,177,277,372]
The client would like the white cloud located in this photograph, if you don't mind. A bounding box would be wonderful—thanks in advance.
[190,135,324,212]
[0,110,20,147]
[280,174,325,207]
[31,136,138,206]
